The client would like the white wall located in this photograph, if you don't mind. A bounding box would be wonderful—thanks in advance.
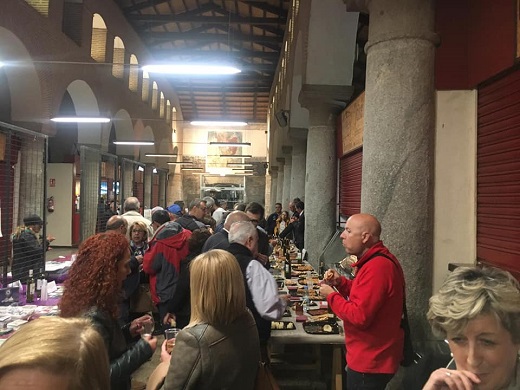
[434,90,477,292]
[46,164,74,246]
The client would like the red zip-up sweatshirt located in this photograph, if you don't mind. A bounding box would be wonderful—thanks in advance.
[327,241,405,374]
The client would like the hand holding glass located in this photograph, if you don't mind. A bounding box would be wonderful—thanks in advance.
[140,320,154,339]
[164,328,180,354]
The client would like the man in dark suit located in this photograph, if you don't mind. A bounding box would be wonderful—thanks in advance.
[280,201,305,250]
[201,211,250,252]
[266,203,282,237]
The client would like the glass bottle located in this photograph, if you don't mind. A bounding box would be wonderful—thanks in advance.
[26,269,36,303]
[36,268,46,299]
[284,250,291,280]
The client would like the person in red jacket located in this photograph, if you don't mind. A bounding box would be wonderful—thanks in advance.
[320,213,405,390]
[143,220,191,331]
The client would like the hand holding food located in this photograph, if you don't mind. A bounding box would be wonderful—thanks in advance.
[319,283,336,298]
[323,269,341,286]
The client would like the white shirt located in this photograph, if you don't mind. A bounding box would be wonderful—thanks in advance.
[245,260,287,320]
[212,207,226,224]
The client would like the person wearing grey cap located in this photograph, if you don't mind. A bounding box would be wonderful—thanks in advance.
[11,214,55,283]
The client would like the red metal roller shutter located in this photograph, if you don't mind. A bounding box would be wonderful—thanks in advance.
[339,149,362,218]
[477,70,520,274]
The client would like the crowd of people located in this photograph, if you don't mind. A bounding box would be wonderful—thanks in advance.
[3,195,519,390]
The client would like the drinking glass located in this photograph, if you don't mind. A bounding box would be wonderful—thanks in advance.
[141,321,154,338]
[164,328,180,354]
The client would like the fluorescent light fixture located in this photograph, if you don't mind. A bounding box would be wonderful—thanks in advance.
[181,167,203,171]
[232,169,253,172]
[51,116,110,123]
[191,121,248,127]
[210,142,251,147]
[153,168,158,174]
[227,163,253,167]
[142,64,241,75]
[113,141,155,146]
[0,61,4,68]
[145,153,178,157]
[220,154,252,158]
[167,162,193,165]
[137,166,145,172]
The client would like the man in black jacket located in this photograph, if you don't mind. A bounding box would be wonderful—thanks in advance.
[201,211,250,252]
[280,201,305,250]
[176,199,207,232]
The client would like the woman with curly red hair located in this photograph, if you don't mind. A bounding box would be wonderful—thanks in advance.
[60,233,157,390]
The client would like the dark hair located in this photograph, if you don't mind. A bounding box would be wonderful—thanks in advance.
[188,229,212,253]
[152,209,171,225]
[234,202,246,211]
[245,202,265,219]
[189,198,205,210]
[295,201,304,211]
[293,197,301,203]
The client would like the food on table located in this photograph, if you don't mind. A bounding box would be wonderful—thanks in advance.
[271,321,295,330]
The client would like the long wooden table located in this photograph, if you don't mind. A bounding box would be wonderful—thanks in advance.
[269,259,345,389]
[270,308,345,389]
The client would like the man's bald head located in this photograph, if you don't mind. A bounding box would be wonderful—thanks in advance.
[106,215,128,235]
[350,213,381,242]
[224,211,250,230]
[341,213,382,257]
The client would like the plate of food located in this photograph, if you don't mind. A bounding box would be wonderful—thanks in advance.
[297,278,320,286]
[292,264,313,272]
[307,308,329,316]
[271,321,296,330]
[302,321,340,334]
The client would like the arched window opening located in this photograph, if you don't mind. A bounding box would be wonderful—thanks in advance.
[159,92,165,118]
[142,71,150,103]
[112,36,125,79]
[151,82,158,110]
[166,100,171,123]
[24,0,49,16]
[91,14,107,62]
[62,0,83,45]
[129,54,139,92]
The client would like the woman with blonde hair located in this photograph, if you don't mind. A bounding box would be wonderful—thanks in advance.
[149,249,260,390]
[0,316,110,389]
[423,266,520,390]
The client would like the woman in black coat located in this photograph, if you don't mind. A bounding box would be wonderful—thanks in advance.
[60,233,157,390]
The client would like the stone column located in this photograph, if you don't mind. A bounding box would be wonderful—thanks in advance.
[290,139,307,200]
[348,0,437,344]
[269,169,278,212]
[299,85,353,268]
[282,147,292,210]
[275,161,284,206]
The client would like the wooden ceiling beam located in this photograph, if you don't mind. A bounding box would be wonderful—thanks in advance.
[129,14,286,25]
[145,31,282,44]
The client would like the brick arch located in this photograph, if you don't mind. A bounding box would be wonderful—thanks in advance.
[138,124,155,164]
[62,80,103,146]
[0,27,43,124]
[113,108,134,156]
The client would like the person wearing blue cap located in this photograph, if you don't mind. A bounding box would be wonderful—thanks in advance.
[166,204,183,218]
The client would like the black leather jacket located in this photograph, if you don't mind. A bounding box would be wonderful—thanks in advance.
[86,308,154,390]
